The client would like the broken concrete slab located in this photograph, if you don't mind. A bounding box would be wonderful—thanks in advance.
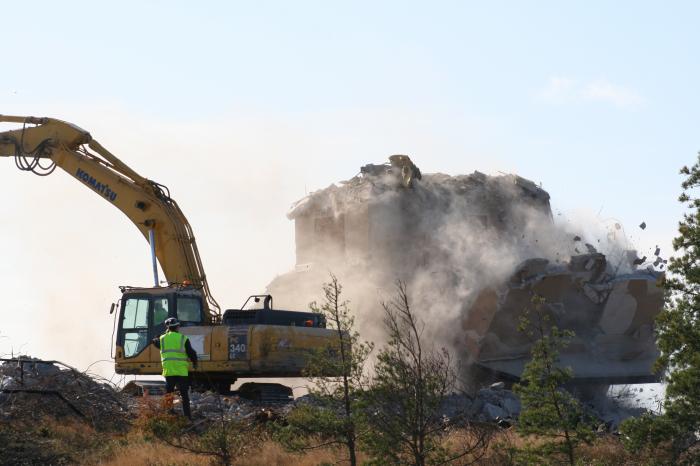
[482,402,507,421]
[501,397,521,417]
[633,256,647,265]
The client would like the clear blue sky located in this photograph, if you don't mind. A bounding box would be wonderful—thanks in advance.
[5,2,696,226]
[0,1,697,371]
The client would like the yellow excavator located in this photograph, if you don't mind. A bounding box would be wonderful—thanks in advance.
[0,115,336,396]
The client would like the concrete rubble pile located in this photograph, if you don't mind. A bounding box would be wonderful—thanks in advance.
[438,383,639,432]
[130,383,640,432]
[182,390,292,422]
[466,382,521,423]
[179,386,639,433]
[291,383,630,432]
[0,357,129,429]
[290,385,517,423]
[268,155,665,391]
[388,382,522,427]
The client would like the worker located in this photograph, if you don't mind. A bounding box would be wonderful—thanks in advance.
[152,317,198,419]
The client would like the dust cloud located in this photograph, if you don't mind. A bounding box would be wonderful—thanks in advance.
[266,161,657,383]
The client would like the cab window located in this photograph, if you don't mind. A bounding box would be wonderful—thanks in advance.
[152,298,169,327]
[177,297,202,323]
[121,298,149,357]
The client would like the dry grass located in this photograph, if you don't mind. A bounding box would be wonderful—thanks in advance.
[91,440,210,466]
[577,435,668,466]
[472,430,664,466]
[233,442,357,466]
[94,397,351,466]
[0,412,658,466]
[87,433,669,466]
[0,416,110,465]
[88,438,358,466]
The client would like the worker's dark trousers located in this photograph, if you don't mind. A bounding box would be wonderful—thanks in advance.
[165,375,191,418]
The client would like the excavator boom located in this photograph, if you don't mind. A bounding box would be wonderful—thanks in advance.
[0,116,220,321]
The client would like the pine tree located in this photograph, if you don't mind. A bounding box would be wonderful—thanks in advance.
[275,274,373,466]
[513,295,594,466]
[363,281,492,465]
[621,155,700,463]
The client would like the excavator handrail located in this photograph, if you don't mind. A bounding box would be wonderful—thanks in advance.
[0,115,221,321]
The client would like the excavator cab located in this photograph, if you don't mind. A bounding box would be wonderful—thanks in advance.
[115,285,205,360]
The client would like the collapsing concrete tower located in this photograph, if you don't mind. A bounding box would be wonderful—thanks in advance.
[268,156,663,387]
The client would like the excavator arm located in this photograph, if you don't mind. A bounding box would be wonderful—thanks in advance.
[0,115,220,321]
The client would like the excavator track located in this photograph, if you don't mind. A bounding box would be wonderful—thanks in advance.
[237,382,294,405]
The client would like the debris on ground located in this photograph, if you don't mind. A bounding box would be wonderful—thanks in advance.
[292,382,522,429]
[24,370,637,436]
[0,356,129,430]
[438,383,640,432]
[172,390,294,422]
[468,384,521,423]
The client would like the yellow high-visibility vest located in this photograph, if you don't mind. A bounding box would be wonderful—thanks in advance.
[159,331,189,377]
